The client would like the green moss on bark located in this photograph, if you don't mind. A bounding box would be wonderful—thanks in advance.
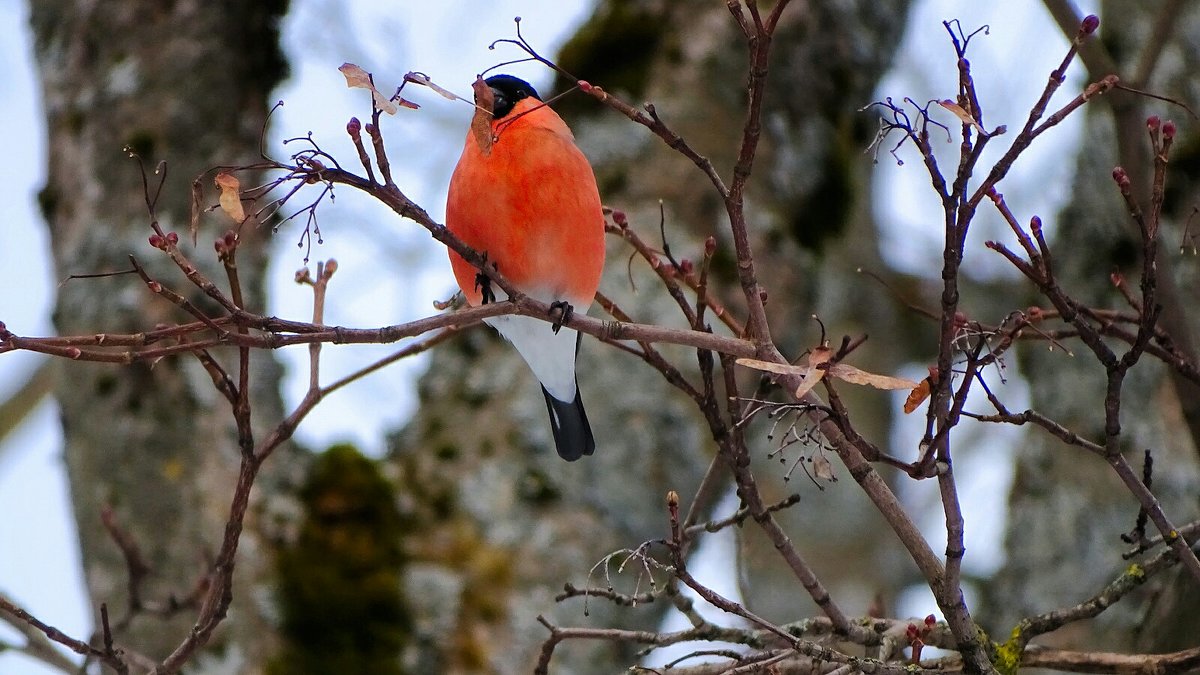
[269,444,411,675]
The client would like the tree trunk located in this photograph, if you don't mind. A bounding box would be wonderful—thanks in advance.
[30,0,292,666]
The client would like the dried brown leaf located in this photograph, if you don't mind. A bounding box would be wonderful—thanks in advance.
[811,453,837,482]
[189,177,203,246]
[827,364,918,390]
[339,62,403,115]
[404,71,463,102]
[214,172,245,223]
[937,99,987,135]
[339,62,372,89]
[903,379,932,414]
[734,358,807,377]
[739,346,917,401]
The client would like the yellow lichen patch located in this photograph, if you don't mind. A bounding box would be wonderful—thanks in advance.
[993,626,1024,675]
[160,457,185,482]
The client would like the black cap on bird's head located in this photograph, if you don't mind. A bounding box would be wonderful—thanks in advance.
[485,74,540,119]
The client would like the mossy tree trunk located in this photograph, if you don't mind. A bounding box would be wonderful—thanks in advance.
[30,1,292,666]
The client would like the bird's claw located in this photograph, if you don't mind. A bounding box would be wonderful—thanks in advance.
[475,255,496,305]
[476,272,495,305]
[549,301,574,334]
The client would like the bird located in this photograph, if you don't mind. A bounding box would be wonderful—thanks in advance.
[445,74,606,461]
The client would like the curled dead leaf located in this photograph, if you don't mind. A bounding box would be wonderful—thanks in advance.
[737,345,918,400]
[903,379,932,414]
[338,62,408,114]
[811,453,837,482]
[937,99,987,135]
[214,172,245,223]
[827,364,919,391]
[470,77,495,155]
[404,71,463,102]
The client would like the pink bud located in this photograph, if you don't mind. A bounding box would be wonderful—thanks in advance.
[165,232,179,246]
[704,236,717,255]
[577,80,592,93]
[1163,120,1176,139]
[347,117,362,135]
[148,234,165,249]
[1112,166,1130,189]
[1147,115,1161,131]
[611,209,628,226]
[1081,15,1099,35]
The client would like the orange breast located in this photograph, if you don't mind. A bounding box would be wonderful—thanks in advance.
[446,101,605,307]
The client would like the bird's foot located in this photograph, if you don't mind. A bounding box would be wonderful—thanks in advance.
[549,301,574,334]
[475,255,496,305]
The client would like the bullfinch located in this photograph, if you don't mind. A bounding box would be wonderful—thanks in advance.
[445,74,605,460]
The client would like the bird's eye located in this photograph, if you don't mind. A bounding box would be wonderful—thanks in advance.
[490,88,509,116]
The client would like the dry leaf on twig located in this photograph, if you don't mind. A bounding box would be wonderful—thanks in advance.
[339,63,418,114]
[937,99,987,135]
[737,346,918,400]
[214,172,245,223]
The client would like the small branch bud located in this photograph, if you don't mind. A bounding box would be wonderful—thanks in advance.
[347,117,362,136]
[577,79,592,93]
[611,209,628,227]
[1163,120,1176,139]
[1147,115,1161,132]
[148,234,165,250]
[704,236,717,255]
[1081,14,1100,35]
[1112,166,1131,190]
[165,232,179,246]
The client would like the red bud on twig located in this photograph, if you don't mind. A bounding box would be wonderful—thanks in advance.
[1112,166,1131,190]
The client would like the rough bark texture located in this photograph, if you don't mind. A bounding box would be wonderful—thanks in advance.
[30,1,292,668]
[989,0,1200,650]
[388,1,912,672]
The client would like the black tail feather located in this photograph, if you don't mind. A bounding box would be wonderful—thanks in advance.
[541,385,595,461]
